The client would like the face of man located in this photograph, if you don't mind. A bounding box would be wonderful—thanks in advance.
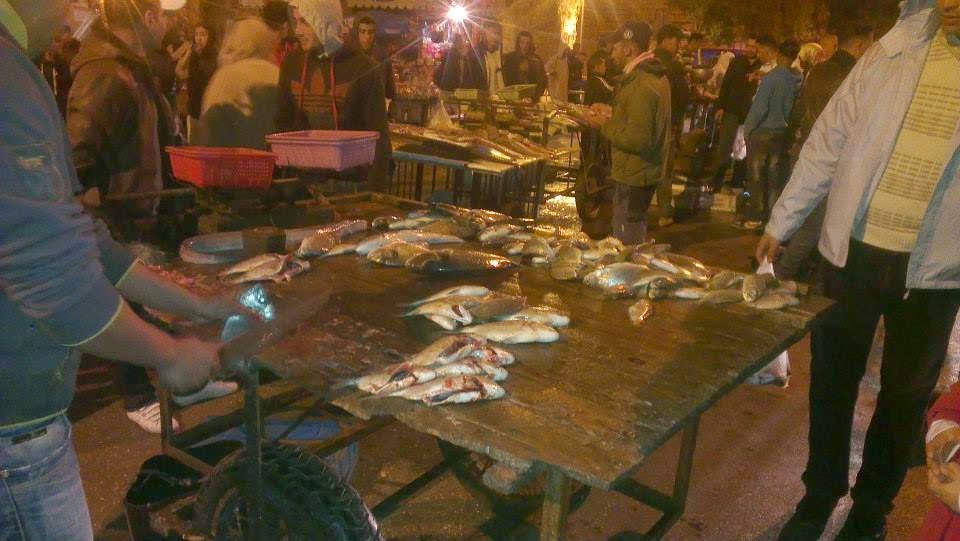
[609,40,636,70]
[660,36,679,55]
[142,6,167,50]
[743,38,758,59]
[357,22,376,52]
[484,26,501,52]
[757,43,777,64]
[517,35,532,55]
[293,7,320,50]
[12,0,72,57]
[938,0,960,37]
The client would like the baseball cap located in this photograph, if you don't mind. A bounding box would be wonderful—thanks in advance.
[613,21,652,48]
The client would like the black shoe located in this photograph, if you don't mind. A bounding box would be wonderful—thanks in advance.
[833,511,886,541]
[777,494,839,541]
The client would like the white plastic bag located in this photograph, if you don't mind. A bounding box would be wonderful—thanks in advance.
[746,258,791,388]
[731,125,747,161]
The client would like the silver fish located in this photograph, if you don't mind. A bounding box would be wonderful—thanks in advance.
[354,362,435,394]
[372,215,401,231]
[218,253,284,278]
[408,249,516,275]
[356,231,464,255]
[772,280,799,296]
[500,306,570,327]
[219,254,309,284]
[432,359,508,381]
[388,375,505,406]
[367,241,430,267]
[742,273,778,303]
[596,236,625,252]
[419,219,475,239]
[425,314,458,330]
[671,287,707,300]
[401,285,492,307]
[479,224,520,243]
[405,299,474,325]
[555,245,582,263]
[660,253,713,283]
[470,295,526,322]
[550,262,582,281]
[570,232,593,249]
[635,241,672,256]
[322,243,357,258]
[700,289,745,305]
[706,270,745,291]
[629,300,654,325]
[582,247,618,261]
[748,293,800,310]
[459,321,560,344]
[407,335,487,367]
[647,276,682,300]
[468,346,516,366]
[504,241,526,256]
[522,237,555,261]
[506,231,535,242]
[583,263,651,291]
[295,232,337,258]
[389,216,440,230]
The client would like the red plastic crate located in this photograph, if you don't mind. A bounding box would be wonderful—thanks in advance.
[166,146,276,190]
[266,130,379,171]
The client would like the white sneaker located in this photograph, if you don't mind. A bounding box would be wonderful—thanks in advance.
[126,400,179,434]
[172,380,239,407]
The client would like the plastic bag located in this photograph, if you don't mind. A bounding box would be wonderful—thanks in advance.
[746,258,791,388]
[732,125,747,161]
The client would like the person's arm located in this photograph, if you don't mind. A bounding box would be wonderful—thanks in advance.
[117,262,239,321]
[276,54,297,131]
[600,86,656,156]
[741,75,772,137]
[175,47,191,81]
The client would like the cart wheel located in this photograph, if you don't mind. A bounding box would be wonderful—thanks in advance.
[436,439,590,515]
[193,444,381,541]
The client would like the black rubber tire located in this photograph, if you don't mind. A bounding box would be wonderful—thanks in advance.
[193,443,381,541]
[436,439,591,515]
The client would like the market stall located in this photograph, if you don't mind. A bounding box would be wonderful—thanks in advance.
[160,192,833,541]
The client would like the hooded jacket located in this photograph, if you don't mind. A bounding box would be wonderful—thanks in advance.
[195,19,279,149]
[502,34,547,97]
[67,23,176,223]
[600,56,672,188]
[349,17,396,100]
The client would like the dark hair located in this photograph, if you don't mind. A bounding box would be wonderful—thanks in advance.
[101,0,162,29]
[355,15,376,28]
[689,32,705,42]
[515,30,534,53]
[778,39,800,60]
[838,23,873,46]
[587,51,606,74]
[261,0,290,31]
[656,24,683,44]
[755,34,777,49]
[60,37,81,54]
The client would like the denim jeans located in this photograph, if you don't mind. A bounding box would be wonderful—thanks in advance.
[611,181,657,244]
[0,415,93,541]
[741,131,786,223]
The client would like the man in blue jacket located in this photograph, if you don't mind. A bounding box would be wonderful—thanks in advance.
[0,0,236,538]
[758,1,960,539]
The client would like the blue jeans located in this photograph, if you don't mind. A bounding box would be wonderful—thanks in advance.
[0,415,92,541]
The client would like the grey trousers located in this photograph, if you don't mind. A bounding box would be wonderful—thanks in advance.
[612,181,657,244]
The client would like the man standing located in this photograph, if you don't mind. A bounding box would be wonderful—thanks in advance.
[654,24,689,227]
[481,20,504,96]
[584,21,671,244]
[1,0,232,536]
[67,0,238,433]
[686,31,706,66]
[757,1,960,539]
[738,37,800,230]
[710,36,760,191]
[776,24,875,282]
[502,30,546,99]
[353,14,395,100]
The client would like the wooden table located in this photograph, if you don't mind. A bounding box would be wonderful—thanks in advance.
[178,192,834,540]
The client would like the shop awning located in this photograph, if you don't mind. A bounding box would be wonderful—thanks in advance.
[346,0,438,12]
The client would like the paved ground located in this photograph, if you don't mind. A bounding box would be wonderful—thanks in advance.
[73,202,958,541]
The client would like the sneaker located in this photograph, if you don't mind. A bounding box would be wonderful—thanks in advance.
[777,494,839,541]
[833,507,887,541]
[172,380,239,407]
[658,216,675,227]
[126,400,179,434]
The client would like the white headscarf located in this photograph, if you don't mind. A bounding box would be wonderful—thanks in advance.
[288,0,344,56]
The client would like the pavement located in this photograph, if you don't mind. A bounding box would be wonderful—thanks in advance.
[72,198,959,541]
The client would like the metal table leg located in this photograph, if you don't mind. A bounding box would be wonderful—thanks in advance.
[242,367,265,541]
[540,466,572,541]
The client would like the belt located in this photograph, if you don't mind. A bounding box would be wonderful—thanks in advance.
[0,412,62,446]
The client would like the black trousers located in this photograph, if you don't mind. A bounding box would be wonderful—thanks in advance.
[710,112,748,188]
[803,241,960,518]
[741,131,786,223]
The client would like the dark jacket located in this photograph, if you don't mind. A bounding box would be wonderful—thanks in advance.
[786,49,857,163]
[0,24,136,427]
[186,45,217,119]
[715,55,760,120]
[503,45,547,97]
[601,58,672,187]
[584,74,614,105]
[67,24,176,220]
[436,46,486,91]
[653,47,689,127]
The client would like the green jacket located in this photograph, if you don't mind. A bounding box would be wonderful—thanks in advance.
[601,60,672,187]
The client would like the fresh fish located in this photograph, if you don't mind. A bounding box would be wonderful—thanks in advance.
[700,289,745,305]
[425,314,458,330]
[742,273,778,303]
[419,219,475,239]
[372,215,401,231]
[555,245,582,263]
[748,293,801,310]
[522,237,555,261]
[582,247,618,261]
[400,285,492,307]
[550,262,582,281]
[406,209,433,219]
[570,232,593,249]
[407,335,487,367]
[479,224,520,243]
[389,216,440,230]
[671,287,707,300]
[322,243,357,258]
[356,231,464,255]
[432,359,508,381]
[596,236,625,252]
[468,208,512,226]
[295,232,337,258]
[388,375,505,406]
[647,276,683,300]
[219,254,309,284]
[583,263,651,291]
[500,306,570,327]
[706,270,745,291]
[470,295,526,322]
[645,255,682,275]
[468,346,516,366]
[660,253,713,283]
[772,280,799,296]
[459,321,560,344]
[355,362,435,394]
[635,241,671,256]
[218,253,284,278]
[506,231,535,242]
[408,249,516,275]
[629,300,654,325]
[504,241,526,256]
[404,299,474,325]
[367,241,430,267]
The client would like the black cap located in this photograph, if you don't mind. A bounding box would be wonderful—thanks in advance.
[613,21,653,48]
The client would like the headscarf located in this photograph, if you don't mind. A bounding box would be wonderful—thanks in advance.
[288,0,343,56]
[218,18,276,66]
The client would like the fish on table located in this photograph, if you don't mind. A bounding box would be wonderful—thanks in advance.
[387,375,506,406]
[479,224,521,243]
[322,243,357,258]
[366,241,430,267]
[457,321,560,344]
[407,249,516,275]
[407,335,487,367]
[218,254,310,284]
[404,298,474,326]
[467,346,516,366]
[742,273,778,303]
[700,289,745,305]
[469,295,526,323]
[748,292,801,310]
[706,270,745,291]
[400,285,491,307]
[356,231,464,255]
[499,306,570,327]
[295,232,338,258]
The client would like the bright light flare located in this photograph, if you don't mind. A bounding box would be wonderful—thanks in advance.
[446,4,468,23]
[558,0,583,48]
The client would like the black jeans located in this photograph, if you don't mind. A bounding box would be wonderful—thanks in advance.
[710,112,747,188]
[611,182,657,244]
[775,200,827,283]
[741,131,786,222]
[803,241,960,519]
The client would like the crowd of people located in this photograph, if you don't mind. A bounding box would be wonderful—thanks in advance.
[2,0,960,539]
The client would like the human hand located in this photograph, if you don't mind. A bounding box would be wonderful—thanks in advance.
[191,291,245,322]
[715,108,724,121]
[928,427,960,475]
[79,187,101,208]
[755,233,782,265]
[929,462,960,514]
[158,337,221,396]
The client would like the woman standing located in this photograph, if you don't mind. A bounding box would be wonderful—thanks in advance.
[176,23,218,142]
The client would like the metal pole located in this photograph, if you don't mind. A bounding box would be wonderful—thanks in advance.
[243,365,265,541]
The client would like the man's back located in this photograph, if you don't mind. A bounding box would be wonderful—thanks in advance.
[787,50,857,162]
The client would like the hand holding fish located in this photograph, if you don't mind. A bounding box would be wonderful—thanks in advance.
[755,234,782,265]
